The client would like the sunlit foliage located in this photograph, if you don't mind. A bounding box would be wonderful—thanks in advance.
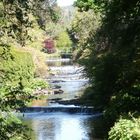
[56,31,72,52]
[69,9,101,59]
[109,117,140,140]
[0,0,59,139]
[0,45,34,139]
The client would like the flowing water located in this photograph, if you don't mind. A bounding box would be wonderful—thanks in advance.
[47,58,88,101]
[22,57,104,140]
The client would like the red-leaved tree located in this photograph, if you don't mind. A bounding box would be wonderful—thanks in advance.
[43,38,56,53]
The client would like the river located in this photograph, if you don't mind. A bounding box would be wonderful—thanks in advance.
[22,57,104,140]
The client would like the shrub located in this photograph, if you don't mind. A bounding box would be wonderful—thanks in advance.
[43,38,56,54]
[0,46,35,87]
[56,31,72,51]
[29,79,49,90]
[109,117,140,140]
[0,46,34,139]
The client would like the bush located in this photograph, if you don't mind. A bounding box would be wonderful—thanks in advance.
[109,117,140,140]
[29,79,49,90]
[0,46,35,87]
[0,46,34,139]
[43,38,56,54]
[56,31,72,51]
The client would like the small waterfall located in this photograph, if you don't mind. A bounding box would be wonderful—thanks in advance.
[19,106,100,115]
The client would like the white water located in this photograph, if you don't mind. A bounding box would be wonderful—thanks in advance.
[47,58,89,100]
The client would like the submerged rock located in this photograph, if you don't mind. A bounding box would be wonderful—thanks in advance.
[53,85,61,89]
[52,80,65,83]
[53,89,64,94]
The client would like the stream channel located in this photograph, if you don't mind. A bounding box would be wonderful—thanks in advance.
[22,57,104,140]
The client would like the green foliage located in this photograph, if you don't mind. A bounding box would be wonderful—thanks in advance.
[69,9,101,59]
[56,31,72,51]
[32,0,61,30]
[0,113,31,140]
[0,0,59,139]
[0,0,60,46]
[74,0,105,12]
[0,78,33,140]
[109,117,140,140]
[0,45,35,109]
[45,22,65,38]
[0,83,34,112]
[0,46,35,139]
[0,46,35,87]
[0,0,32,46]
[72,0,140,138]
[73,0,140,109]
[29,79,49,90]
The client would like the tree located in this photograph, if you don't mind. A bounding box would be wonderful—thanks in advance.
[56,31,72,52]
[0,45,34,139]
[68,9,101,59]
[0,0,33,46]
[72,0,140,134]
[43,38,56,53]
[0,0,62,138]
[32,0,61,30]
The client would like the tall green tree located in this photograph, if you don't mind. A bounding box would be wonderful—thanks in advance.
[69,9,101,59]
[56,31,72,51]
[0,0,33,46]
[0,1,63,138]
[32,0,61,30]
[72,0,140,124]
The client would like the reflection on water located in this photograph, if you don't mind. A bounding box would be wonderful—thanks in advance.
[24,113,103,140]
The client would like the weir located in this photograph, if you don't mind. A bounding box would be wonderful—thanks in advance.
[19,106,99,114]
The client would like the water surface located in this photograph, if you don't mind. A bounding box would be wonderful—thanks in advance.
[23,112,103,140]
[23,57,103,140]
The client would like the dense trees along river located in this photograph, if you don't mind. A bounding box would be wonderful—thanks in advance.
[0,0,140,139]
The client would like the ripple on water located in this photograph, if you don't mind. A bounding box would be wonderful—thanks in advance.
[23,113,99,140]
